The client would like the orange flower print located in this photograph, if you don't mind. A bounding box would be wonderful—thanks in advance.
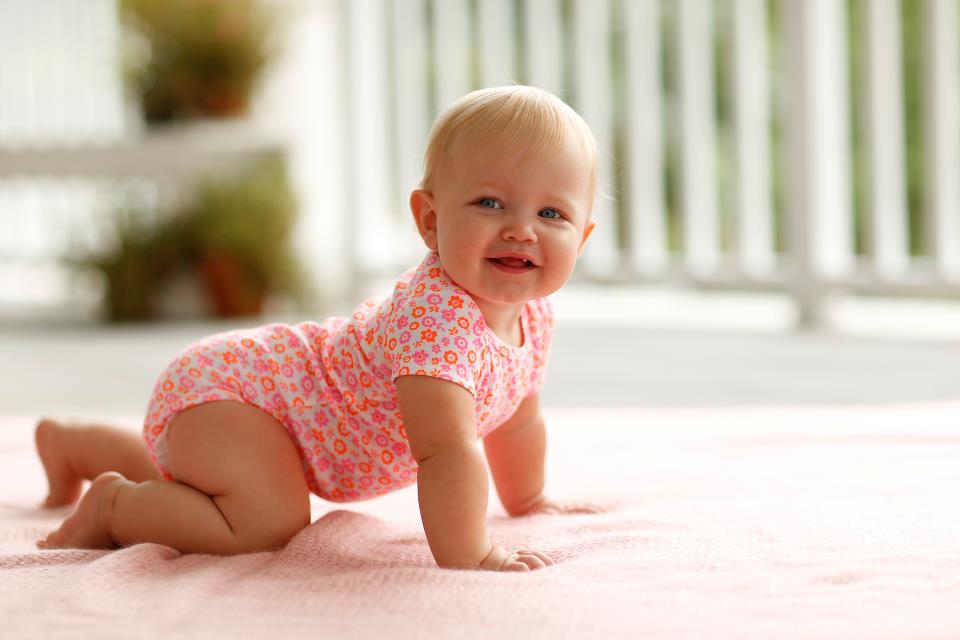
[141,252,555,504]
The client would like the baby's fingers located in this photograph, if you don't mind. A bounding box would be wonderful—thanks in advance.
[515,550,554,570]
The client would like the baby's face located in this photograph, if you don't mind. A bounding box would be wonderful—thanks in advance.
[412,135,595,309]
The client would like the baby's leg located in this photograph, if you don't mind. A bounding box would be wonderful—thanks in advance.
[35,419,161,508]
[38,401,310,555]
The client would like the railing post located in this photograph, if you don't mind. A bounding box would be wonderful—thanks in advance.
[923,0,960,280]
[676,0,720,277]
[782,0,854,327]
[863,0,909,278]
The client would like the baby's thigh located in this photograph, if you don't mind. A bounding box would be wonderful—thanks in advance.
[166,401,310,536]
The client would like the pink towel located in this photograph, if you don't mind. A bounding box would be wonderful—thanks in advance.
[2,405,960,638]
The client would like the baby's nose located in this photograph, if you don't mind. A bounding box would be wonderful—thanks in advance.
[502,219,537,243]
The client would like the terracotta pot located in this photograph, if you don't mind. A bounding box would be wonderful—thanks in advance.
[198,250,265,317]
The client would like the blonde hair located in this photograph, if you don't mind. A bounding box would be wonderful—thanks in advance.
[419,85,600,207]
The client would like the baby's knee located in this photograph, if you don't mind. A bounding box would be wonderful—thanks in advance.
[233,507,309,553]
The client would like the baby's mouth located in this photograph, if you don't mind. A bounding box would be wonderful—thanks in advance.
[487,256,538,273]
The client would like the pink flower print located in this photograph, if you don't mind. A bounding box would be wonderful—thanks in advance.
[412,349,428,366]
[421,316,436,328]
[371,410,385,424]
[456,363,468,380]
[427,293,442,305]
[441,308,456,322]
[396,315,408,329]
[301,376,315,393]
[346,372,358,390]
[432,344,441,354]
[375,434,389,448]
[281,364,294,378]
[178,376,195,390]
[242,381,258,401]
[454,335,468,351]
[399,331,412,344]
[392,441,408,456]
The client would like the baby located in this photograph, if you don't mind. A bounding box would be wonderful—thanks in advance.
[34,85,601,572]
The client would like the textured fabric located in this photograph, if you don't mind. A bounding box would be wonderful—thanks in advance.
[4,404,960,639]
[142,251,553,502]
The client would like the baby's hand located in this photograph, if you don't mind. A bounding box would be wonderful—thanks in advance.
[524,495,607,515]
[478,544,554,572]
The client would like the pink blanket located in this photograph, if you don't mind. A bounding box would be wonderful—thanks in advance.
[2,405,959,638]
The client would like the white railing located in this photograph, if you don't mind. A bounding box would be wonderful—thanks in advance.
[2,0,960,325]
[339,0,960,324]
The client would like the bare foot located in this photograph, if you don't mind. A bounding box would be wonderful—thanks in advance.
[35,419,83,508]
[37,472,126,550]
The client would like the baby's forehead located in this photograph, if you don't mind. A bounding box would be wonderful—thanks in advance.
[444,129,588,173]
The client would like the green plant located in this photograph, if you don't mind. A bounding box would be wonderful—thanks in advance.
[186,155,306,316]
[121,0,280,123]
[66,206,190,321]
[68,156,306,321]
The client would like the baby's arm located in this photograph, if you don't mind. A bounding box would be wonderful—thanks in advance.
[482,394,547,516]
[396,376,552,572]
[484,395,608,516]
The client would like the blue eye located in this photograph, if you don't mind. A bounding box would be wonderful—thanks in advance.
[478,198,503,209]
[538,208,562,219]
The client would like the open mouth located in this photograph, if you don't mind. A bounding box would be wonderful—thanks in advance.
[487,256,538,274]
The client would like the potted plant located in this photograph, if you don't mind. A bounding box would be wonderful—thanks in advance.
[68,156,307,321]
[187,155,305,317]
[120,0,280,123]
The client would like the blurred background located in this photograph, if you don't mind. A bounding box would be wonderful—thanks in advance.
[1,0,959,417]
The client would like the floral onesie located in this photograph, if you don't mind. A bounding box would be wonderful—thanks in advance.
[143,251,555,502]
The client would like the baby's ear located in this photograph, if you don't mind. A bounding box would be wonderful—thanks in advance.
[578,218,596,255]
[410,190,439,251]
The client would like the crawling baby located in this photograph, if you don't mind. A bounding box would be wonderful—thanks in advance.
[35,85,603,571]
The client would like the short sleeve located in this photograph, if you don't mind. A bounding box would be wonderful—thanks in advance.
[524,296,555,398]
[382,256,487,397]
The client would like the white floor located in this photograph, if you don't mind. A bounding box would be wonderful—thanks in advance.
[2,287,958,418]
